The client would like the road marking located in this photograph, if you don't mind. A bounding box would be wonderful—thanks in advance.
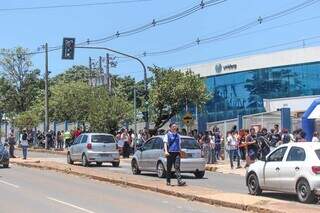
[0,180,20,188]
[47,197,95,213]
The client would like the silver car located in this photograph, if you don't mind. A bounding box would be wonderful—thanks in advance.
[67,133,120,167]
[246,142,320,203]
[131,135,206,178]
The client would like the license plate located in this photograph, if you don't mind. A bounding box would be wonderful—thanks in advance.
[100,153,110,157]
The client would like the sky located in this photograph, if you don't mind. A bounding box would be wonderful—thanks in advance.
[1,0,320,81]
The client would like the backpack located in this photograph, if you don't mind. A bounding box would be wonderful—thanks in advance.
[22,133,28,141]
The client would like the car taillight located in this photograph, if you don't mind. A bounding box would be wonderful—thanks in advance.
[312,166,320,174]
[87,143,92,150]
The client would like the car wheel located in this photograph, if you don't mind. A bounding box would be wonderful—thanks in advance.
[131,160,141,175]
[3,162,9,168]
[194,171,205,179]
[247,173,262,195]
[157,162,166,178]
[67,152,74,165]
[96,162,103,167]
[112,162,120,167]
[297,179,316,203]
[82,154,89,167]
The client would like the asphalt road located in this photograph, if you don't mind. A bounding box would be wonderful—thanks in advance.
[0,165,243,213]
[15,150,247,194]
[14,150,312,203]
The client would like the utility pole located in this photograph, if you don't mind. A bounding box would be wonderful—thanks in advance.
[76,46,149,129]
[44,43,49,149]
[99,56,103,74]
[106,53,110,93]
[89,57,92,86]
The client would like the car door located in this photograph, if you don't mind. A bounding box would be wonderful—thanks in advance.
[149,137,164,171]
[73,136,83,161]
[70,137,79,160]
[280,146,306,192]
[140,138,155,171]
[263,146,288,190]
[79,135,89,155]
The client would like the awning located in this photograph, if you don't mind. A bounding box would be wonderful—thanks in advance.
[308,104,320,119]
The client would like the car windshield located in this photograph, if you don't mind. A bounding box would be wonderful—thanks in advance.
[315,149,320,160]
[91,135,115,143]
[181,138,200,149]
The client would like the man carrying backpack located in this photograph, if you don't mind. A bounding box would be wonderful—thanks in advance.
[163,123,186,186]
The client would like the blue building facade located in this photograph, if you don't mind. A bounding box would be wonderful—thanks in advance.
[203,62,320,123]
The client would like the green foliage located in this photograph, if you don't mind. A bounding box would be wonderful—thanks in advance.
[87,88,132,134]
[50,65,92,84]
[49,81,92,122]
[12,109,41,130]
[148,66,211,130]
[0,47,43,114]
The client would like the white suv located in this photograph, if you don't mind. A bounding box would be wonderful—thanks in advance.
[246,142,320,203]
[67,133,120,167]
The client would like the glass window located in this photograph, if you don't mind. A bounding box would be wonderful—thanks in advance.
[143,139,154,150]
[91,135,115,143]
[74,136,82,144]
[81,135,88,144]
[315,149,320,160]
[152,138,163,150]
[181,138,200,149]
[201,62,320,122]
[268,147,288,162]
[286,147,306,161]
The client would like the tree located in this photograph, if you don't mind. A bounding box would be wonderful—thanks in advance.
[49,81,92,123]
[0,47,43,114]
[87,88,132,134]
[51,65,93,84]
[148,66,211,131]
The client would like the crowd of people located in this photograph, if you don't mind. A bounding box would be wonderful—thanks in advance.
[188,124,320,169]
[5,123,320,166]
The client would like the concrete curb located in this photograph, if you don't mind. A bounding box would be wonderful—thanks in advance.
[16,148,66,156]
[11,160,285,213]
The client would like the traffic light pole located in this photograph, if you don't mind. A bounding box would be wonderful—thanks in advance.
[76,46,149,129]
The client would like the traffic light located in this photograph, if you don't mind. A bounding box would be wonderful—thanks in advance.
[62,37,75,60]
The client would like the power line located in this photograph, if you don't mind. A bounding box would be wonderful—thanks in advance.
[103,14,320,64]
[5,0,227,56]
[0,0,152,12]
[133,0,320,57]
[170,34,320,68]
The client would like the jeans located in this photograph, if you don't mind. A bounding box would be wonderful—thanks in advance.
[22,145,28,159]
[215,143,221,160]
[57,140,64,149]
[9,144,15,158]
[166,152,182,184]
[229,149,240,168]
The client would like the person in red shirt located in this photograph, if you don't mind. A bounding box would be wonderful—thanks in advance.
[74,128,82,138]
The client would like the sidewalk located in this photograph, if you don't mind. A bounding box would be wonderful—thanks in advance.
[22,148,247,176]
[10,157,320,213]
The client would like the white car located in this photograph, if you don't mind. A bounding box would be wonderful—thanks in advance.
[246,142,320,203]
[67,133,120,167]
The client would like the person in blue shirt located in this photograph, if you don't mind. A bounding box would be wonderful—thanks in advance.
[163,123,186,186]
